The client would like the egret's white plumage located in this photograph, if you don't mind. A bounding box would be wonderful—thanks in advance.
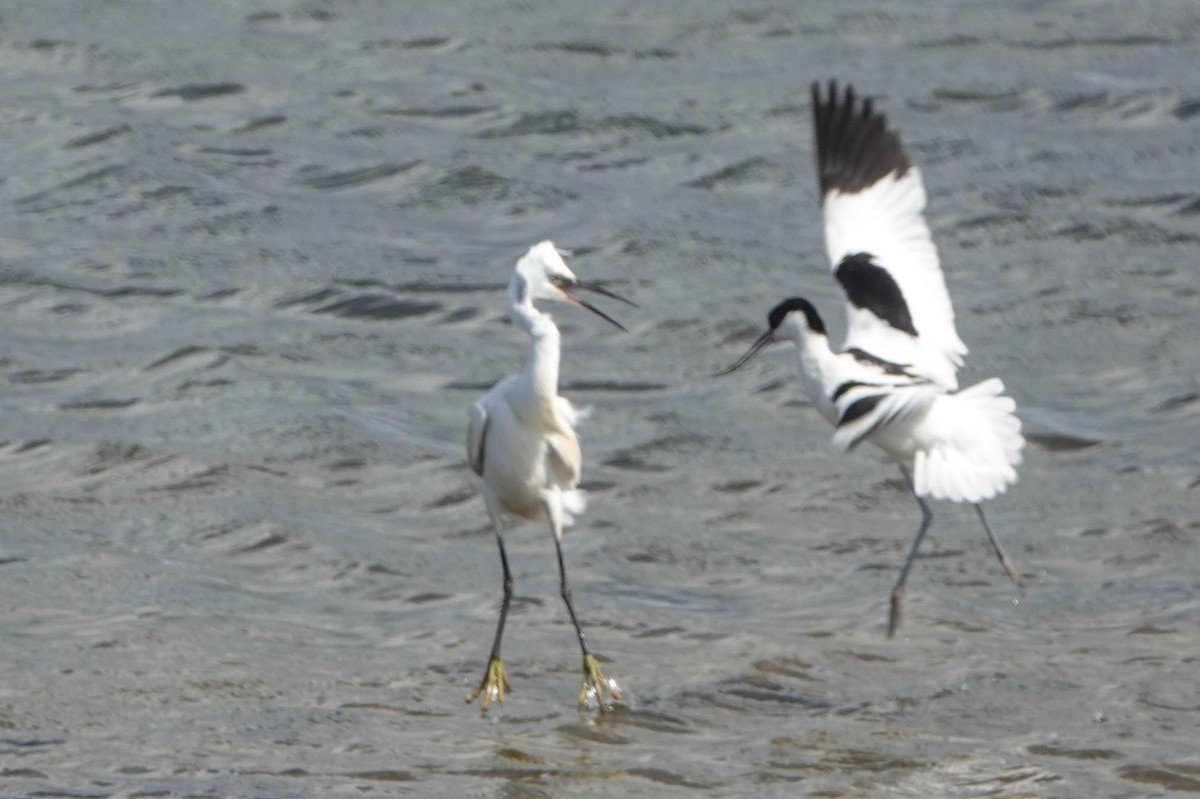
[465,240,631,710]
[722,82,1025,636]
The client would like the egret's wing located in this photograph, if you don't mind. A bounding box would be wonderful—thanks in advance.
[545,430,582,488]
[540,396,583,488]
[830,380,938,453]
[466,400,489,476]
[812,81,966,390]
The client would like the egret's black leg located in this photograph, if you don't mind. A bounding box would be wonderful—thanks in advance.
[485,530,515,662]
[545,495,621,710]
[467,501,513,709]
[552,526,591,660]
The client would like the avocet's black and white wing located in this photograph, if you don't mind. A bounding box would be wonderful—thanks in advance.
[812,81,967,390]
[829,380,939,454]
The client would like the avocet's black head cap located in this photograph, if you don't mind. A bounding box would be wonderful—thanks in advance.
[716,297,825,378]
[768,297,826,336]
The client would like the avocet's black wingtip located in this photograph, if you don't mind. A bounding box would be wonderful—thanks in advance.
[813,80,911,197]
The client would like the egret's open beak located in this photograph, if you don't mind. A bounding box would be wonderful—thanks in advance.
[563,281,637,332]
[573,281,638,308]
[715,328,775,376]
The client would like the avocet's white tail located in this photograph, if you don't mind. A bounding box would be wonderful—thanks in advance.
[912,378,1024,503]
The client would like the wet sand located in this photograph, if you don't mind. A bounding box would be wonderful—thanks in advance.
[1,1,1199,796]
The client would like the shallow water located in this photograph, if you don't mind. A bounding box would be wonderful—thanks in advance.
[1,1,1199,796]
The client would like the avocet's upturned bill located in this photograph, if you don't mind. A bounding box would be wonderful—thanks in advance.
[465,241,633,711]
[720,81,1026,636]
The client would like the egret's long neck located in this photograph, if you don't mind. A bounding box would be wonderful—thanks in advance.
[509,289,562,402]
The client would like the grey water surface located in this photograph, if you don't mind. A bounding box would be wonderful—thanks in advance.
[1,1,1199,796]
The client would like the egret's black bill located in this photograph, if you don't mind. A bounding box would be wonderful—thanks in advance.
[564,283,633,333]
[715,329,774,376]
[574,281,639,308]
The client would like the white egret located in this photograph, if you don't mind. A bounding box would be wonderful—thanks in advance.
[721,82,1025,636]
[465,240,634,710]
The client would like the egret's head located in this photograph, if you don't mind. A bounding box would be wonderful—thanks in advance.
[515,241,578,303]
[511,240,635,331]
[717,297,825,376]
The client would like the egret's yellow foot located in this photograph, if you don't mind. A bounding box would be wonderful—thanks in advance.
[466,658,510,710]
[578,653,622,712]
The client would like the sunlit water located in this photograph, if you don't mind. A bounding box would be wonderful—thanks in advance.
[1,2,1198,797]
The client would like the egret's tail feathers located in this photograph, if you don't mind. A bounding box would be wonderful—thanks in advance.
[560,489,588,526]
[556,397,592,427]
[912,378,1024,503]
